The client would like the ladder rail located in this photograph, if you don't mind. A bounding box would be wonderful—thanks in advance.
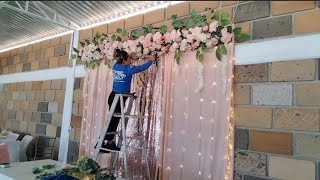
[92,95,120,161]
[120,94,128,178]
[93,93,150,180]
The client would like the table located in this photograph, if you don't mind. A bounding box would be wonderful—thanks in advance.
[0,159,62,180]
[0,159,127,180]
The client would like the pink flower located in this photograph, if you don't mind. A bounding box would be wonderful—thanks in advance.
[143,47,150,55]
[170,30,182,42]
[112,41,120,49]
[143,33,153,48]
[206,38,219,48]
[161,46,167,53]
[209,21,219,33]
[190,27,202,41]
[163,32,172,44]
[138,36,145,44]
[179,39,188,52]
[203,26,209,31]
[117,42,123,49]
[169,42,179,52]
[199,33,208,43]
[153,32,163,44]
[191,41,200,50]
[182,29,188,38]
[153,43,162,50]
[221,28,233,43]
[135,46,141,53]
[186,34,194,43]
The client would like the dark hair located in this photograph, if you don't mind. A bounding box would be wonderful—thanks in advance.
[114,49,129,64]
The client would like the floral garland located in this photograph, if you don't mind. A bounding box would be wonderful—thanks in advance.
[72,9,250,92]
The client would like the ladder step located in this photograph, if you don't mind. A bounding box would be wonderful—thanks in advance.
[99,146,143,153]
[113,114,145,119]
[117,94,135,98]
[126,135,143,140]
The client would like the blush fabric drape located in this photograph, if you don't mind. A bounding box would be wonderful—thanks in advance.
[79,44,234,180]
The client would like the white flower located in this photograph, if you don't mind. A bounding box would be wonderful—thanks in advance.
[209,21,219,33]
[199,33,208,43]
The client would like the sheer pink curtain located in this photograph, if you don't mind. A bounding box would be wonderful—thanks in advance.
[79,63,114,166]
[159,45,234,180]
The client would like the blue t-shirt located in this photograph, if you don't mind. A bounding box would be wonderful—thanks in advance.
[112,60,153,93]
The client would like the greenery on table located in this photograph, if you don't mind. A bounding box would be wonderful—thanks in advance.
[32,157,116,180]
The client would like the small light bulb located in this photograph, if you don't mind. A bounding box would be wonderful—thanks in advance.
[200,99,204,102]
[198,152,201,156]
[212,82,217,86]
[211,100,216,104]
[200,116,203,120]
[199,171,201,175]
[180,164,183,168]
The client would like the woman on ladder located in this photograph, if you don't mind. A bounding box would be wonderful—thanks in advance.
[96,49,155,152]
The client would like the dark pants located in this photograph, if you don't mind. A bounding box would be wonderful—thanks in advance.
[104,91,128,141]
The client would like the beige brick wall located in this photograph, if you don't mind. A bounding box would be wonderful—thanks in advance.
[0,35,70,75]
[234,59,320,180]
[0,80,66,160]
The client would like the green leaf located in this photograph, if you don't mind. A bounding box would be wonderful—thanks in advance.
[232,27,242,35]
[170,14,178,21]
[202,45,209,53]
[116,28,123,34]
[175,49,182,65]
[42,164,55,169]
[184,18,193,28]
[100,36,106,42]
[116,36,122,41]
[190,9,197,19]
[131,30,140,39]
[216,44,227,61]
[235,33,251,43]
[142,24,153,34]
[71,54,77,59]
[104,59,111,68]
[159,25,168,34]
[85,39,90,44]
[95,32,101,38]
[214,11,219,21]
[227,26,233,33]
[221,12,230,26]
[196,50,200,59]
[111,34,116,41]
[199,54,204,62]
